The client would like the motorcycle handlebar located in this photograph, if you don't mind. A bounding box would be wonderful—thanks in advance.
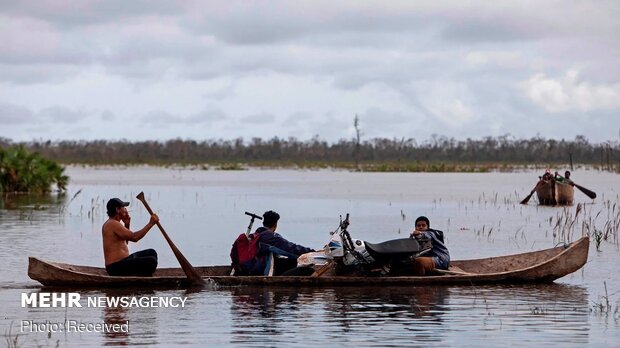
[340,213,350,230]
[245,211,263,220]
[244,211,263,238]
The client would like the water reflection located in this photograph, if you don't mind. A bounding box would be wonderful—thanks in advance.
[32,287,163,347]
[0,192,66,211]
[100,290,132,347]
[227,286,449,345]
[9,280,592,347]
[97,288,162,347]
[226,283,589,347]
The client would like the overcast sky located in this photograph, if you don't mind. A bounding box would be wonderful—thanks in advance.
[1,1,619,144]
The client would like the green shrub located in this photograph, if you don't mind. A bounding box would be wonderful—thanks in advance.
[0,146,68,193]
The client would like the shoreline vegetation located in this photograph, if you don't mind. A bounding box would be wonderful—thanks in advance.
[0,146,68,193]
[3,135,619,172]
[63,161,610,173]
[0,135,618,191]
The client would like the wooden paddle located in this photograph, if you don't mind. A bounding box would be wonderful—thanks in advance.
[310,261,333,277]
[572,182,597,199]
[520,181,543,205]
[435,268,473,276]
[136,192,204,285]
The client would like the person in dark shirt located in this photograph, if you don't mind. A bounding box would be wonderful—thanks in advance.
[253,210,315,275]
[409,216,450,276]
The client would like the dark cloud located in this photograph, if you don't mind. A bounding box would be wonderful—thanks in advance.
[0,1,619,142]
[361,108,412,128]
[188,108,227,123]
[280,112,352,141]
[0,102,34,124]
[101,110,115,121]
[142,110,176,123]
[441,17,546,43]
[0,1,181,28]
[0,64,81,84]
[203,83,236,101]
[39,106,86,122]
[241,113,275,124]
[141,107,227,126]
[283,112,311,126]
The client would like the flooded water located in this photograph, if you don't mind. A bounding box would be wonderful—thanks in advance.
[1,167,619,347]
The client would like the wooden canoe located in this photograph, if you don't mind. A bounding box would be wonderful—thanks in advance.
[28,237,589,288]
[536,180,574,205]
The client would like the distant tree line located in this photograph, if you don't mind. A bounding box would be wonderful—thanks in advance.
[0,135,618,171]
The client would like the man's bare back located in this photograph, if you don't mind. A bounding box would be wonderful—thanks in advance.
[102,218,132,265]
[102,198,159,266]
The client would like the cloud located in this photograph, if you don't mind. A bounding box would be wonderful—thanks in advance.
[0,102,34,124]
[521,70,620,112]
[39,106,87,122]
[465,51,524,70]
[1,1,619,143]
[406,80,479,129]
[188,108,227,123]
[442,17,543,43]
[0,1,182,28]
[101,110,115,121]
[141,107,227,126]
[283,112,311,127]
[202,83,236,101]
[241,113,275,124]
[0,15,62,65]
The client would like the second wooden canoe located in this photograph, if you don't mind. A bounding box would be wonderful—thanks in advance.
[536,180,574,205]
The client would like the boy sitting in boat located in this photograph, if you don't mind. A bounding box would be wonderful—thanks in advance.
[102,198,160,276]
[409,216,450,275]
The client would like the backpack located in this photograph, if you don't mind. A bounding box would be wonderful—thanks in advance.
[230,233,262,275]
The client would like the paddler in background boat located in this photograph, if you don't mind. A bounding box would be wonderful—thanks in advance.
[555,170,574,185]
[409,216,450,276]
[102,198,160,276]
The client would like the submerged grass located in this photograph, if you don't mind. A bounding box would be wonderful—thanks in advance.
[4,322,20,348]
[542,200,620,249]
[590,281,620,321]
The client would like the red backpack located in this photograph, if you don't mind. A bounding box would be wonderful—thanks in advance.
[230,233,261,275]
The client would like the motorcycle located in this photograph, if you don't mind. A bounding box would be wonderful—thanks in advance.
[298,213,432,276]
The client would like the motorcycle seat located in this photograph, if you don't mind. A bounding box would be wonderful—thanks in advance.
[365,238,424,257]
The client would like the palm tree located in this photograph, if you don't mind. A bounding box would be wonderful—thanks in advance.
[0,146,68,193]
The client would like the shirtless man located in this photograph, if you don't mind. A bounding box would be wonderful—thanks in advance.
[102,198,159,276]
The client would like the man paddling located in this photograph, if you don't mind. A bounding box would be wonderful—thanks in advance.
[555,170,573,185]
[102,198,159,276]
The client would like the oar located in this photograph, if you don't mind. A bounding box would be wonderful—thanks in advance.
[136,192,204,285]
[310,261,333,277]
[520,181,542,205]
[572,182,597,199]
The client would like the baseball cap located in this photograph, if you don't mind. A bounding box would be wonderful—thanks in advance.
[106,198,129,215]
